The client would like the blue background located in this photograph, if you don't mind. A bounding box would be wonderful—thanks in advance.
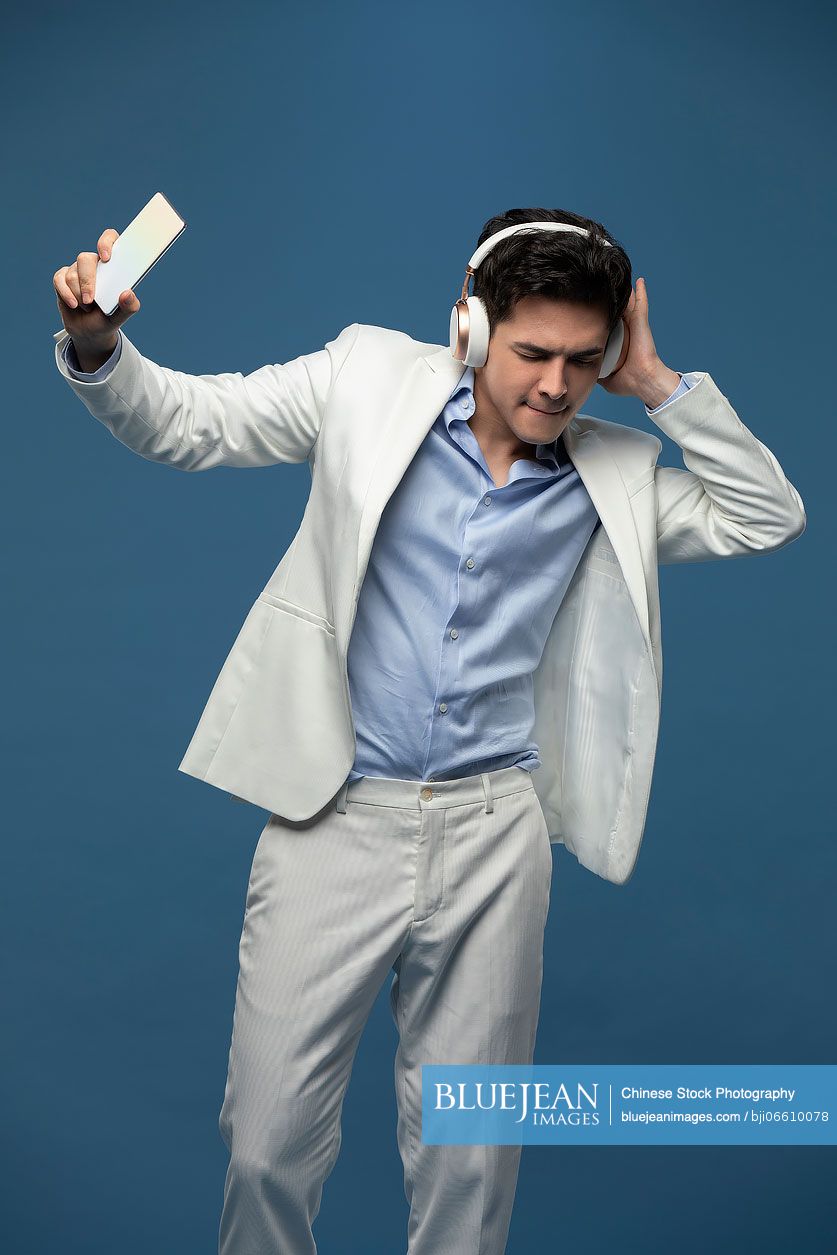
[3,0,834,1250]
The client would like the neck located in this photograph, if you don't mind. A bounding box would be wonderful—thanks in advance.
[469,376,530,463]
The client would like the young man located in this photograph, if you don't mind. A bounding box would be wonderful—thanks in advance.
[52,206,806,1253]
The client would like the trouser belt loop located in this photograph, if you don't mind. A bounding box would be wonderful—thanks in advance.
[480,772,494,814]
[334,779,350,814]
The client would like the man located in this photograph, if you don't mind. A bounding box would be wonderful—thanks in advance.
[52,206,806,1253]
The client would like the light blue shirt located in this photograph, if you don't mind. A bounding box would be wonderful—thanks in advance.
[62,332,694,783]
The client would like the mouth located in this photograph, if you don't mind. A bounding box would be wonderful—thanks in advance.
[525,402,568,417]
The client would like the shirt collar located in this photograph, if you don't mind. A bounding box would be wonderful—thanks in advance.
[443,365,564,471]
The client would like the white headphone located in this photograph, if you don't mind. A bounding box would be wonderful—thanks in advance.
[449,221,630,378]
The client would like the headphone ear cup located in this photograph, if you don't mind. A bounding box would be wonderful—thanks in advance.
[449,303,465,359]
[450,295,490,366]
[461,296,490,367]
[598,318,630,379]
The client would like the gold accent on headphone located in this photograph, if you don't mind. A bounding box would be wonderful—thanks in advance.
[452,267,476,360]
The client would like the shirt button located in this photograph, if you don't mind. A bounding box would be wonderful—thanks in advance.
[449,628,459,639]
[483,495,492,505]
[420,787,433,800]
[439,702,448,713]
[466,558,475,569]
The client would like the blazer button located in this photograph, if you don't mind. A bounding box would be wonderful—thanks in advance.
[420,787,433,801]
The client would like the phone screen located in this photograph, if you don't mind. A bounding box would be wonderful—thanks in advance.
[94,192,186,316]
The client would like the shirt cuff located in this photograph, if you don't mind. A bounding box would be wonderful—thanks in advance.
[644,372,693,414]
[63,331,123,380]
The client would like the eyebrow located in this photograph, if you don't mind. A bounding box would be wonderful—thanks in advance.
[511,340,604,356]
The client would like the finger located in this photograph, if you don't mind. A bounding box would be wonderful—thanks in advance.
[76,250,98,305]
[53,266,79,310]
[629,279,648,322]
[97,227,119,262]
[65,261,83,305]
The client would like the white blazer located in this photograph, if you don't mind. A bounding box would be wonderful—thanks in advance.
[53,321,806,885]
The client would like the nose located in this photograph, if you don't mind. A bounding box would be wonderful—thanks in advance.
[538,362,568,404]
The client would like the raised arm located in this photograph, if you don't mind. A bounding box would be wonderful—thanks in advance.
[52,222,360,471]
[53,321,360,471]
[646,371,806,564]
[600,278,805,565]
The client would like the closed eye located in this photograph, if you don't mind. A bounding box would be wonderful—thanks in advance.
[518,351,598,366]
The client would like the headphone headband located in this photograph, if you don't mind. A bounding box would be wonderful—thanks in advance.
[467,221,612,272]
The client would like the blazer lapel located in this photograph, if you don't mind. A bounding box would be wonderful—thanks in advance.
[352,342,651,652]
[353,346,468,598]
[562,422,652,647]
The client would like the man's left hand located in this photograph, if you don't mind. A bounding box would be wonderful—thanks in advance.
[598,277,681,408]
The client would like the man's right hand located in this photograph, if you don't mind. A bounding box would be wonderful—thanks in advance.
[53,227,141,361]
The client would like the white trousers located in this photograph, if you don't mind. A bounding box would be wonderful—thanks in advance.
[217,763,554,1254]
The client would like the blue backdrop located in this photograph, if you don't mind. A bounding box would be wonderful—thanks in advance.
[3,0,833,1250]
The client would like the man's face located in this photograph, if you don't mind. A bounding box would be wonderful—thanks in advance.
[472,294,611,452]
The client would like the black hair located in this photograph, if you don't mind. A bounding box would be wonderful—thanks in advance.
[470,206,633,338]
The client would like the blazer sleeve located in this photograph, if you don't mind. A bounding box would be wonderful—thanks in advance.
[51,321,361,471]
[643,371,807,564]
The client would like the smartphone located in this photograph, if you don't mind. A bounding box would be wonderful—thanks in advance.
[93,192,186,316]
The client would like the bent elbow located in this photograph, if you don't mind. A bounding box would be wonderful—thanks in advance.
[779,495,807,546]
[766,504,806,552]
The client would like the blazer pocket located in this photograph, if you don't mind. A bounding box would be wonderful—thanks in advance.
[257,591,335,635]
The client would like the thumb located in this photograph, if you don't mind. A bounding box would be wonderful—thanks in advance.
[108,289,141,329]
